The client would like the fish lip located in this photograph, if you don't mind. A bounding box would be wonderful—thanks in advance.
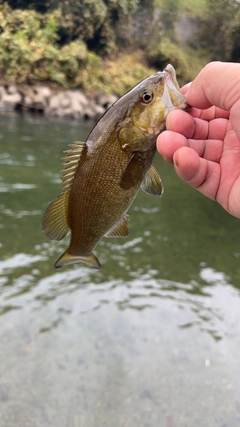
[162,64,187,111]
[182,101,191,111]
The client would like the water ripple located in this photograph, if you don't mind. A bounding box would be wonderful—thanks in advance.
[0,183,37,192]
[0,253,47,274]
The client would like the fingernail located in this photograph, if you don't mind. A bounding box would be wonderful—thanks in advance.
[173,152,179,168]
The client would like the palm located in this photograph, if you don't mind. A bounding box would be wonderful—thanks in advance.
[218,127,240,216]
[157,107,240,218]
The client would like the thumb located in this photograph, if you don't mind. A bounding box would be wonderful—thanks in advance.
[186,62,240,112]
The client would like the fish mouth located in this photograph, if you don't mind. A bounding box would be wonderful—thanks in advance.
[162,82,186,112]
[163,65,187,110]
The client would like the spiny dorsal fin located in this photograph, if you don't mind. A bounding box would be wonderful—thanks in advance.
[105,214,129,238]
[42,191,70,240]
[141,165,164,196]
[42,141,85,240]
[61,141,85,191]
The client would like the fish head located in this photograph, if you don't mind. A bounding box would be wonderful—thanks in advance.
[118,64,186,153]
[130,64,186,137]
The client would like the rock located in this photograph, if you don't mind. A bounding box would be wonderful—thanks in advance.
[91,104,105,120]
[70,98,84,120]
[82,100,105,120]
[24,95,34,108]
[0,83,116,120]
[55,107,74,118]
[47,92,72,114]
[21,86,49,112]
[7,85,19,95]
[33,86,51,99]
[32,93,48,111]
[1,92,22,110]
[58,92,71,109]
[48,93,61,111]
[0,86,7,101]
[67,90,89,107]
[97,93,118,109]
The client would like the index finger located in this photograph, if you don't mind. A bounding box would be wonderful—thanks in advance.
[166,109,229,140]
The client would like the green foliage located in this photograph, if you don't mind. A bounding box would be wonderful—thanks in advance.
[6,0,52,13]
[98,52,157,96]
[160,0,180,36]
[0,4,100,87]
[60,0,139,53]
[61,0,107,41]
[197,0,240,61]
[147,36,207,85]
[0,1,155,91]
[1,0,239,95]
[155,0,207,18]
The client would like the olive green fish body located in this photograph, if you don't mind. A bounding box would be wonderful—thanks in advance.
[67,140,156,255]
[42,64,186,269]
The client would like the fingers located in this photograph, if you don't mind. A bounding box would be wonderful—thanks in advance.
[157,129,223,163]
[166,109,194,138]
[160,108,229,148]
[157,109,226,163]
[190,106,229,121]
[157,130,188,162]
[167,109,229,140]
[173,147,220,200]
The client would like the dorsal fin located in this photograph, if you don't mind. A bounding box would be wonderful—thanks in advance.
[42,141,85,240]
[61,141,85,191]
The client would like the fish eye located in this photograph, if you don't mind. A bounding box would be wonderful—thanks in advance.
[140,90,153,105]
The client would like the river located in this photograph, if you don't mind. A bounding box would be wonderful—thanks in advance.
[0,112,240,427]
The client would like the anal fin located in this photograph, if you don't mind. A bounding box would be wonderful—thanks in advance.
[141,165,164,196]
[105,215,129,238]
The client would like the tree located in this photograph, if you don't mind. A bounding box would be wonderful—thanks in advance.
[198,0,240,61]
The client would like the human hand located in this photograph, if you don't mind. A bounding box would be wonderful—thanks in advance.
[157,62,240,218]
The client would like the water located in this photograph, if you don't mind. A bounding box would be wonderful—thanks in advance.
[0,112,240,427]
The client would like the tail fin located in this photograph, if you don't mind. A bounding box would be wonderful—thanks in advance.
[54,250,101,269]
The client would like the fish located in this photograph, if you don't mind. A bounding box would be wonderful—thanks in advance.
[42,64,186,269]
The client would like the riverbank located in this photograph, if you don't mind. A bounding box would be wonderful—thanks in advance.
[0,84,118,121]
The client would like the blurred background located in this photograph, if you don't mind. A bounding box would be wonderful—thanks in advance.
[1,0,240,91]
[1,1,240,427]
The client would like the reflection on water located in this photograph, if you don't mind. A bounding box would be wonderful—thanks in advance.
[0,113,240,427]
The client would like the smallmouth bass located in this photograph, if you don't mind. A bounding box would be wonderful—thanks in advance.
[42,64,186,269]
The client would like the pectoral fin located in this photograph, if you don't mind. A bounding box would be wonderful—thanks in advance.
[141,165,164,196]
[120,153,146,190]
[105,214,129,237]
